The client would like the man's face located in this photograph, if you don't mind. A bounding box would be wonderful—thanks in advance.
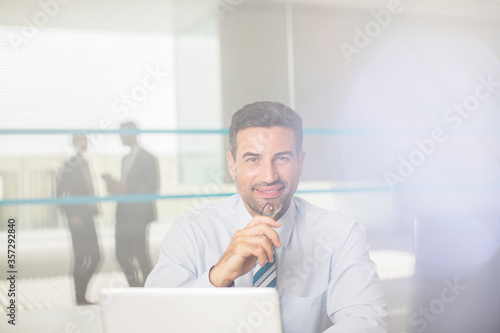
[120,134,135,147]
[227,126,305,218]
[73,136,88,154]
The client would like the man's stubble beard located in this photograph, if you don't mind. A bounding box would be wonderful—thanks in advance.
[234,171,293,217]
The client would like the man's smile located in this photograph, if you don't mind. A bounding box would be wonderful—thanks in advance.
[254,185,284,198]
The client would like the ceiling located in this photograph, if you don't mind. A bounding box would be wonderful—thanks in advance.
[0,0,499,34]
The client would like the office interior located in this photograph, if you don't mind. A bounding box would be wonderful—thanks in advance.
[0,0,500,332]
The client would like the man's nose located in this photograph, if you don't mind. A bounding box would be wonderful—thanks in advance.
[260,159,278,184]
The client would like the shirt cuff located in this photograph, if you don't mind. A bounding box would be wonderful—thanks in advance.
[189,270,216,288]
[189,266,235,288]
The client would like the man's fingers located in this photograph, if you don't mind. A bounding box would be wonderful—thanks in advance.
[248,236,275,263]
[246,215,281,228]
[237,224,281,247]
[250,245,270,267]
[234,235,275,264]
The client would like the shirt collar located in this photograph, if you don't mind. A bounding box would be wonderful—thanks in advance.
[124,143,141,164]
[236,195,296,249]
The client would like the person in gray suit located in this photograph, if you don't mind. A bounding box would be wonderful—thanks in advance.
[105,122,160,287]
[57,134,101,305]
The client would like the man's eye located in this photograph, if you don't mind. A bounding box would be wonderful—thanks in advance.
[277,156,289,161]
[246,157,258,162]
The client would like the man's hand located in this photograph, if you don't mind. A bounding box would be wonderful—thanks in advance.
[106,180,127,194]
[209,216,282,287]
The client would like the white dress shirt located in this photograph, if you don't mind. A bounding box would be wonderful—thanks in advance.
[121,143,141,182]
[146,195,388,333]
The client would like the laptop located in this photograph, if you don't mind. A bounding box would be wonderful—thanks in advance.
[99,288,283,333]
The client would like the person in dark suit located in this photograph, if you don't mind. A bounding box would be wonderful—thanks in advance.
[105,121,159,287]
[57,134,101,305]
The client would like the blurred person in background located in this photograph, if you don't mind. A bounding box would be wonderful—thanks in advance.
[57,134,101,305]
[104,121,159,287]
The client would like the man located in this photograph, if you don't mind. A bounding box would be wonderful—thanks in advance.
[57,134,100,305]
[105,121,159,287]
[146,102,388,332]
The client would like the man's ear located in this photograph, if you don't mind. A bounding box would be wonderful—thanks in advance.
[227,151,236,181]
[298,150,305,177]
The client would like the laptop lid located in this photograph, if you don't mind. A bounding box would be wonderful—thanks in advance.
[99,288,283,333]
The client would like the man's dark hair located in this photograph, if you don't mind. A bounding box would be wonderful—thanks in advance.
[229,101,303,158]
[120,121,138,130]
[119,121,140,137]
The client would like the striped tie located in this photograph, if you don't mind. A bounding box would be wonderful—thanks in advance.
[253,253,277,288]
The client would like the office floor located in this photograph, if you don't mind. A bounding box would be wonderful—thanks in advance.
[0,271,128,311]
